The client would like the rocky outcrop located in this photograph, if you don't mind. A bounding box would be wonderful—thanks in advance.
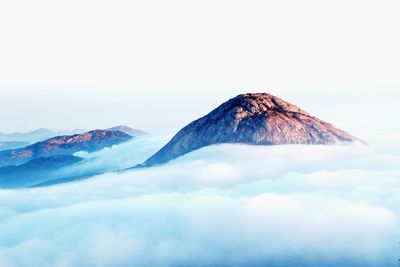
[144,93,360,166]
[0,130,132,167]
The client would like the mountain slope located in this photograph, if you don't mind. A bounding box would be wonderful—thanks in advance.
[0,129,132,167]
[144,93,360,166]
[0,155,83,187]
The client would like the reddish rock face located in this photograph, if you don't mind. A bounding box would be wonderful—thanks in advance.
[144,93,360,166]
[0,130,132,167]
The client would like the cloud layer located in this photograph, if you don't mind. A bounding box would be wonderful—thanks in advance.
[0,131,399,266]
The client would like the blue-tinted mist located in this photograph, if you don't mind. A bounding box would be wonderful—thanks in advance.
[0,128,399,266]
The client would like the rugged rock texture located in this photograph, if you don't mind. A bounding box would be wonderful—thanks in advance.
[144,93,360,166]
[0,130,132,167]
[106,125,147,136]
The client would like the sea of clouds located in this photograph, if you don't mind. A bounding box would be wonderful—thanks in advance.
[0,129,400,266]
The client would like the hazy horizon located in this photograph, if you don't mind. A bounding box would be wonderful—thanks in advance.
[1,89,398,146]
[1,0,399,134]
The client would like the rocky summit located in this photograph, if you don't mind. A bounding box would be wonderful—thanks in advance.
[144,93,360,166]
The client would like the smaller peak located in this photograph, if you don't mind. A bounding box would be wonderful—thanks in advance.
[106,125,147,136]
[28,128,52,134]
[111,125,130,129]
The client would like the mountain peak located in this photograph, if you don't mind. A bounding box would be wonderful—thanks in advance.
[208,93,311,125]
[232,93,307,112]
[233,93,309,115]
[143,92,360,166]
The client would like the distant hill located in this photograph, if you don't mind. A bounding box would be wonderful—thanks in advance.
[106,125,147,136]
[0,129,132,167]
[0,126,145,144]
[0,128,86,143]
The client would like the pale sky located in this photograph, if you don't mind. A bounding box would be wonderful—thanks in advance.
[0,0,399,133]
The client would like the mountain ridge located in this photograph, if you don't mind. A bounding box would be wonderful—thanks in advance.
[0,129,132,167]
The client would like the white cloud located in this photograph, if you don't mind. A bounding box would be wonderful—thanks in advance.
[0,130,400,266]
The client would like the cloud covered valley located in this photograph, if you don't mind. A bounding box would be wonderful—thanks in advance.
[0,128,399,267]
